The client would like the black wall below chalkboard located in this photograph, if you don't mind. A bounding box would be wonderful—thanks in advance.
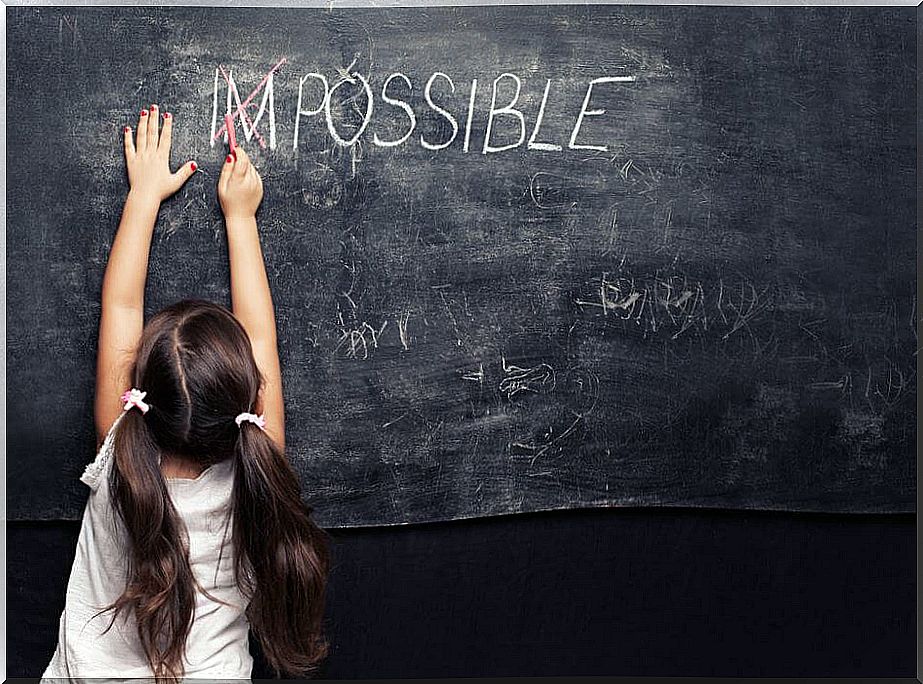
[9,509,915,678]
[7,5,916,525]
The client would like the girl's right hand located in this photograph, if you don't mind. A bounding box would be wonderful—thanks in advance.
[218,146,264,219]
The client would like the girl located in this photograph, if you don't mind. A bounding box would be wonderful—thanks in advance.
[41,104,331,681]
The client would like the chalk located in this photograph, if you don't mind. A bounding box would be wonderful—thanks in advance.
[224,113,237,152]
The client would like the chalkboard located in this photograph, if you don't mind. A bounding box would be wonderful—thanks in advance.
[8,5,916,525]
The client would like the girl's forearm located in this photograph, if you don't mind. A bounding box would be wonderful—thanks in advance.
[102,190,160,311]
[218,147,283,445]
[94,190,160,442]
[226,215,278,347]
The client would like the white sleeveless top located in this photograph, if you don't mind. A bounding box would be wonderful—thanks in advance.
[41,416,254,680]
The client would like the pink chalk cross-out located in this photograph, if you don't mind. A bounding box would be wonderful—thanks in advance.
[212,57,287,150]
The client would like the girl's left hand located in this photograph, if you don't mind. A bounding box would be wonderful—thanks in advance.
[124,104,197,202]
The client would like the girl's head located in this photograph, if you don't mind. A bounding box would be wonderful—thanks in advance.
[132,298,261,465]
[100,299,330,682]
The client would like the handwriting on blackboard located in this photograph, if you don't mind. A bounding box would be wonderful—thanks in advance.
[209,60,635,154]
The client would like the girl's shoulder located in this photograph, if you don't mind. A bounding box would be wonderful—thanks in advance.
[79,414,123,492]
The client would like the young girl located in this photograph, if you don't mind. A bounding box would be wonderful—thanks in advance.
[40,104,331,681]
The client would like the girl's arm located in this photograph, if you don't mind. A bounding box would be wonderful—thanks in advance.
[95,105,197,446]
[217,146,285,450]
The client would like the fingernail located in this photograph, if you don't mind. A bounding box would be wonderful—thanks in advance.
[124,126,131,132]
[150,104,157,109]
[190,161,198,172]
[226,155,233,163]
[163,112,171,119]
[140,109,147,116]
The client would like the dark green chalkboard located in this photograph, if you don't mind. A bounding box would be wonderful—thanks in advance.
[8,5,916,525]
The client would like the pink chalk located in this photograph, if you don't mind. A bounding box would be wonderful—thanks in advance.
[224,113,237,152]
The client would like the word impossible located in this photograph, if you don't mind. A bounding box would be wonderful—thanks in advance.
[209,62,635,154]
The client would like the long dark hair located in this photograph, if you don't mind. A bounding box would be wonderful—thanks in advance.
[93,299,330,680]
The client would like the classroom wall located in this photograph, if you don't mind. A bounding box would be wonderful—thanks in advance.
[10,508,914,678]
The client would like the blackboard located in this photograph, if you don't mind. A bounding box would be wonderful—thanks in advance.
[8,5,916,525]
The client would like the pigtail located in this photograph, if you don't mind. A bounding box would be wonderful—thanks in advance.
[232,421,332,678]
[95,404,197,683]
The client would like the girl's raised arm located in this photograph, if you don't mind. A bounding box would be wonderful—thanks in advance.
[217,146,285,450]
[95,105,196,446]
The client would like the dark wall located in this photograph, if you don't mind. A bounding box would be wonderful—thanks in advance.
[12,508,914,678]
[7,5,917,527]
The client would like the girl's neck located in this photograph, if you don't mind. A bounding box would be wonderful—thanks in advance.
[160,452,207,480]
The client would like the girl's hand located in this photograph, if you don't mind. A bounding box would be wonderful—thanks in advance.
[124,104,197,203]
[218,146,264,219]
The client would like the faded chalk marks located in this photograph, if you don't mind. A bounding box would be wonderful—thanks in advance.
[575,269,716,341]
[499,355,556,399]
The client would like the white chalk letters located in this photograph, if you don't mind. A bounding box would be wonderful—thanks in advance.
[211,64,635,155]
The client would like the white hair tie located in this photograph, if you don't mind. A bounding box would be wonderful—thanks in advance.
[121,388,150,414]
[235,412,266,431]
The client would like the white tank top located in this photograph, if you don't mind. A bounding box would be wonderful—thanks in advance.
[41,416,254,680]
